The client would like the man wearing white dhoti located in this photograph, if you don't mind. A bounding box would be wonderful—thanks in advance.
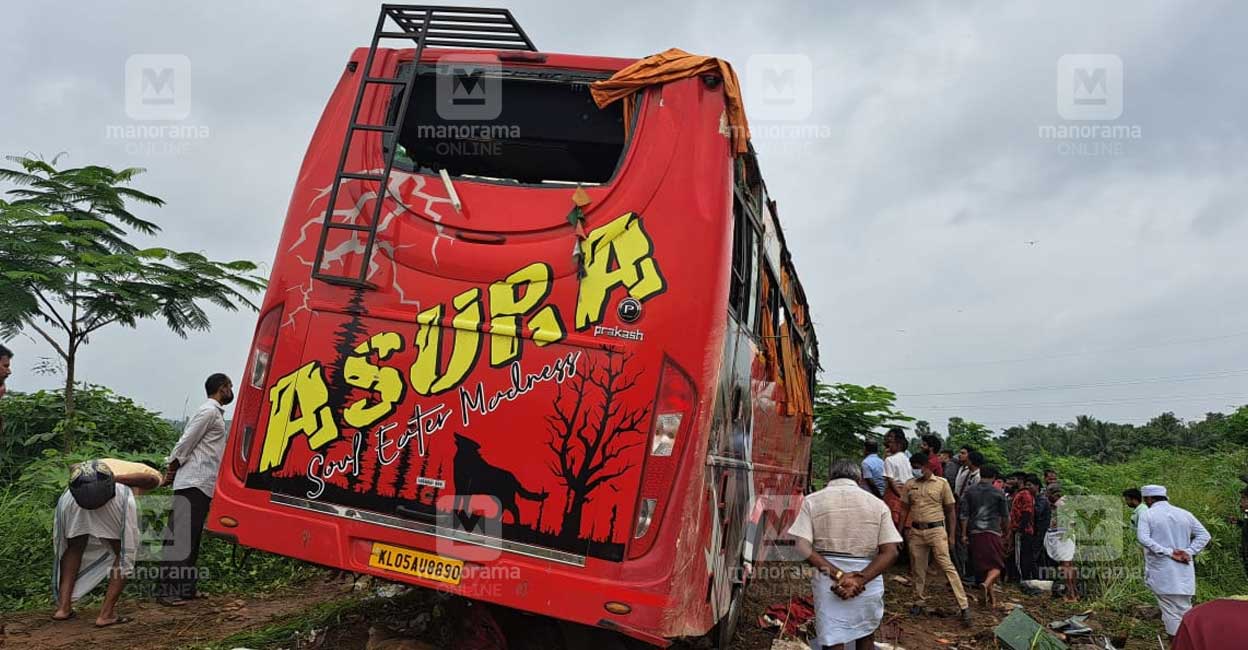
[788,459,902,650]
[52,460,141,627]
[1136,484,1211,638]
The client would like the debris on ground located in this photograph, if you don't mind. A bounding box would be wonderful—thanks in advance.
[758,595,815,637]
[366,625,437,650]
[994,608,1068,650]
[1020,580,1054,596]
[1048,612,1093,637]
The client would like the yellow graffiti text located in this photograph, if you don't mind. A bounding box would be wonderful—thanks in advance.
[410,289,483,396]
[576,212,665,330]
[343,331,406,428]
[488,262,564,366]
[260,362,339,472]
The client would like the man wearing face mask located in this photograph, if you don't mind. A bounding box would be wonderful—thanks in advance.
[158,373,234,606]
[900,452,971,625]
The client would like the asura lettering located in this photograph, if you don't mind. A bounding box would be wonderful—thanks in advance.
[257,213,665,473]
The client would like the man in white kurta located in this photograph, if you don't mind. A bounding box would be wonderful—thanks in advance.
[788,460,903,650]
[1136,485,1211,637]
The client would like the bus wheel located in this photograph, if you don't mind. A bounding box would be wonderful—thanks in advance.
[715,581,746,650]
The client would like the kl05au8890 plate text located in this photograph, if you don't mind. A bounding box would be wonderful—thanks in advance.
[368,542,464,585]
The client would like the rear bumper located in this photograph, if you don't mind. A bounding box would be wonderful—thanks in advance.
[207,487,677,647]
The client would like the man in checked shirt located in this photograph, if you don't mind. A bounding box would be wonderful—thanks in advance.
[158,373,233,606]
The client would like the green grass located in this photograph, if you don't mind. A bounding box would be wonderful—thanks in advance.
[1028,447,1248,606]
[191,594,369,650]
[191,588,447,650]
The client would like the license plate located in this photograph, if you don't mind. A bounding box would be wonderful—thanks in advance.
[368,542,463,585]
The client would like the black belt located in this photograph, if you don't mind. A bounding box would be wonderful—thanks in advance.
[912,520,945,530]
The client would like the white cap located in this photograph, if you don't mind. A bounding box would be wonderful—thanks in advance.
[1141,485,1167,498]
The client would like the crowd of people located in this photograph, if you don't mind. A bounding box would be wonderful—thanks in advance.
[4,340,1248,647]
[0,346,232,628]
[787,426,1241,650]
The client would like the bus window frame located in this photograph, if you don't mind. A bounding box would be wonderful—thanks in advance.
[384,63,644,188]
[729,188,763,339]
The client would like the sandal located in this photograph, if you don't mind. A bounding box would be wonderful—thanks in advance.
[95,616,134,628]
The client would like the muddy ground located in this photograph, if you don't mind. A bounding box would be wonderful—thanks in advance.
[0,566,1160,649]
[0,578,356,649]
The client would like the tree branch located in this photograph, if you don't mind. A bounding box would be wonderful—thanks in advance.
[81,316,117,336]
[32,289,70,333]
[27,321,69,361]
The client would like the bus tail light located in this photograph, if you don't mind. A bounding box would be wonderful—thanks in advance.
[628,358,696,559]
[633,499,656,539]
[230,305,283,481]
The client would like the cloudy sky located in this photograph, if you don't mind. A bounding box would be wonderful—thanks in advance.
[2,1,1246,432]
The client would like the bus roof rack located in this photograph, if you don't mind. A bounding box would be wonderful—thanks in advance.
[312,5,537,288]
[378,4,537,51]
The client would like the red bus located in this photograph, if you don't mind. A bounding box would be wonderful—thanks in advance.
[207,5,819,647]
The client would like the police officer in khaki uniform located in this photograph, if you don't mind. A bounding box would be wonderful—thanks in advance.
[900,452,971,625]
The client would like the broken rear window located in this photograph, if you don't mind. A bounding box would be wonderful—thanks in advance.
[388,65,630,185]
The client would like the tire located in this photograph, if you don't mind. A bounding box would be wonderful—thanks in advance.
[715,581,746,650]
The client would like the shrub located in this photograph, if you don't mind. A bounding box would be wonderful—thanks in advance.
[0,385,179,481]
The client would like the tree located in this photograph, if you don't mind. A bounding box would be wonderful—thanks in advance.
[1072,415,1131,464]
[0,155,265,440]
[1225,405,1248,446]
[1000,421,1072,467]
[546,352,649,541]
[812,383,913,480]
[946,416,1009,469]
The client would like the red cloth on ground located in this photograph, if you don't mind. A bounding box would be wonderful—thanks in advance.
[970,531,1005,580]
[759,595,815,636]
[1011,488,1035,536]
[455,603,507,650]
[1173,599,1248,650]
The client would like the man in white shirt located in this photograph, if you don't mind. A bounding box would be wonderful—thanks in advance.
[1136,484,1211,638]
[881,428,912,531]
[158,373,233,605]
[788,459,902,650]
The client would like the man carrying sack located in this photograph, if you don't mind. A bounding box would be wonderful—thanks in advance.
[52,460,151,627]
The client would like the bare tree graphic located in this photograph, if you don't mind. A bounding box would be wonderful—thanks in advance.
[546,352,650,542]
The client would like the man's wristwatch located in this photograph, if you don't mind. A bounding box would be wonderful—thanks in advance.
[833,569,844,582]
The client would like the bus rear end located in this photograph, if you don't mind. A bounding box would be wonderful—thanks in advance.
[209,7,748,646]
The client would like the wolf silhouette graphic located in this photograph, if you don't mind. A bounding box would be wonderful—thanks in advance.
[452,433,548,526]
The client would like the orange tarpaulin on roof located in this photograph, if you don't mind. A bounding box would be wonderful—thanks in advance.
[590,47,751,155]
[780,324,813,419]
[759,273,782,383]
